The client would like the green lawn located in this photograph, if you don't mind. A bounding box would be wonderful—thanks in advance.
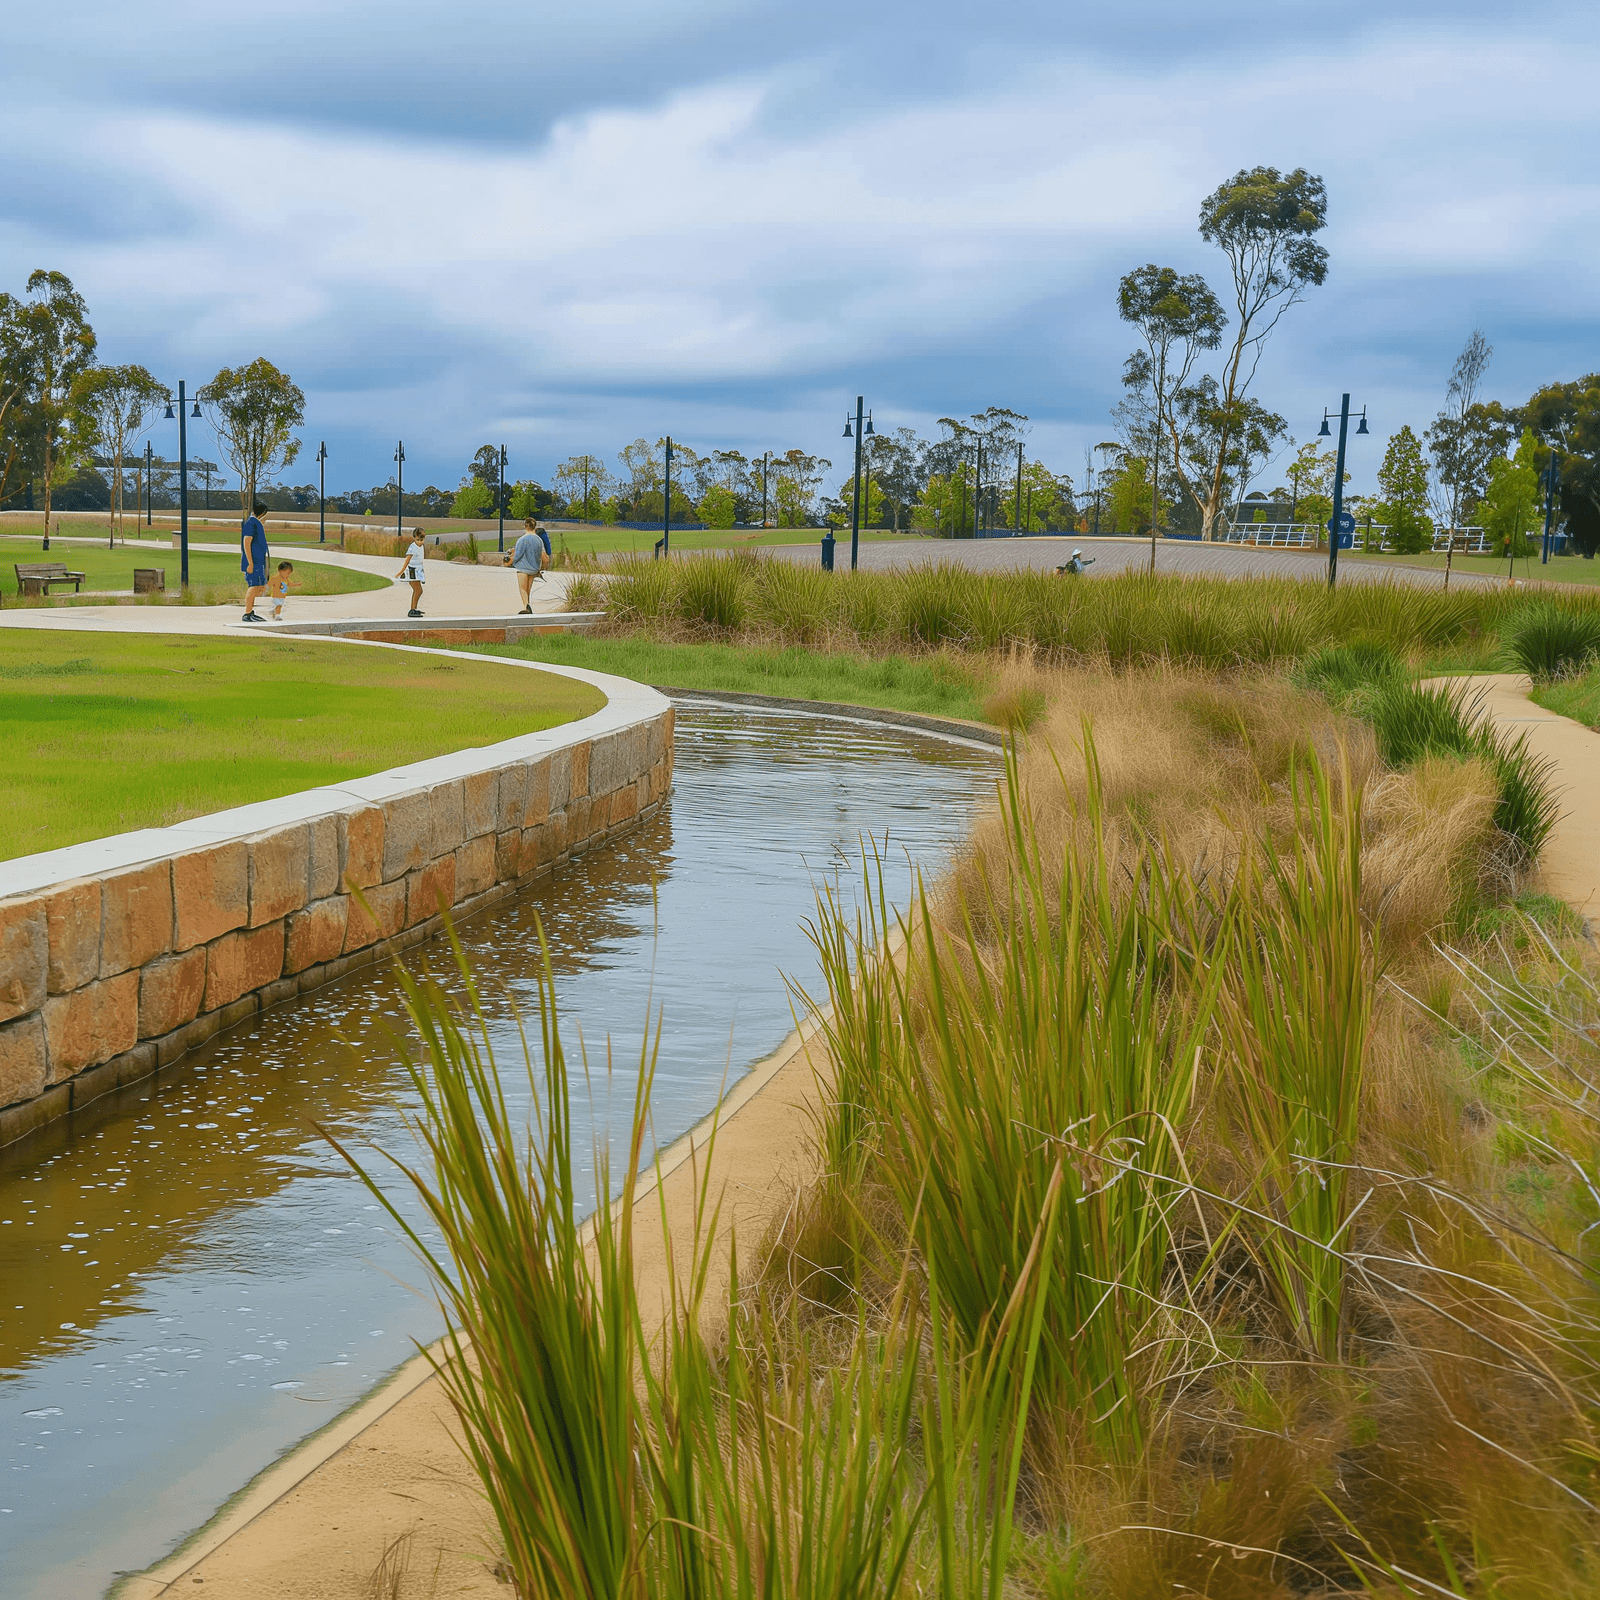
[543,525,913,560]
[456,634,991,722]
[1343,549,1600,586]
[0,535,386,605]
[1529,664,1600,729]
[0,632,604,860]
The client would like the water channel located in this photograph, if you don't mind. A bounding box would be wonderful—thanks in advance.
[0,701,1001,1599]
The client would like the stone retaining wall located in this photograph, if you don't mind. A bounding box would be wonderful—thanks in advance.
[0,654,673,1147]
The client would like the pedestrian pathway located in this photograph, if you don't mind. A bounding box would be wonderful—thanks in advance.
[0,542,578,636]
[1446,673,1600,922]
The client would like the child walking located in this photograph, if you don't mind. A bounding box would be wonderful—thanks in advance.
[269,561,297,620]
[396,530,426,617]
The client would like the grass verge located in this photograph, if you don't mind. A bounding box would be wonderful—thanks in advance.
[0,632,602,859]
[454,634,993,723]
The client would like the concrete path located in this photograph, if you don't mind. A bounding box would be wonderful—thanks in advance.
[0,542,578,636]
[1449,673,1600,922]
[768,534,1500,588]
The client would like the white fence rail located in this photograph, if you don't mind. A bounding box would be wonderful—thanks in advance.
[1222,523,1493,555]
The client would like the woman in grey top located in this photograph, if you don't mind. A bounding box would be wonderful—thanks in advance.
[506,518,550,614]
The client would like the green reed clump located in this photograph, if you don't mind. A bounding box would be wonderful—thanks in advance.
[803,738,1222,1462]
[1504,603,1600,681]
[1215,757,1374,1359]
[674,552,747,630]
[333,919,1060,1600]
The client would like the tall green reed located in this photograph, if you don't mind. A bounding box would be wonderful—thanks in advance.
[1214,757,1374,1360]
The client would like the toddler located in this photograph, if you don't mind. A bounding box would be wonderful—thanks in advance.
[269,560,297,619]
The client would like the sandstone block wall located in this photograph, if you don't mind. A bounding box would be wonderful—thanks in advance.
[0,665,673,1147]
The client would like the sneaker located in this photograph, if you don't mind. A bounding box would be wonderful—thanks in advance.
[518,606,532,615]
[241,612,260,621]
[407,609,424,618]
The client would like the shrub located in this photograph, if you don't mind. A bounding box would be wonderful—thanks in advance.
[674,553,747,630]
[1504,604,1600,681]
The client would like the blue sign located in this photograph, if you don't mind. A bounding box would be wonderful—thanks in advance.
[1330,510,1356,536]
[1337,531,1354,550]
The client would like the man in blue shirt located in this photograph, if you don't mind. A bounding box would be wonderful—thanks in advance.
[240,501,269,620]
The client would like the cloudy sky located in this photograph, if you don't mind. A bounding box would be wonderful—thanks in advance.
[3,1,1595,501]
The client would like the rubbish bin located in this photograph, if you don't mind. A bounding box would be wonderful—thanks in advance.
[820,532,835,571]
[134,568,165,594]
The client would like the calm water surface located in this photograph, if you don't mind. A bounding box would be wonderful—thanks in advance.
[0,703,999,1598]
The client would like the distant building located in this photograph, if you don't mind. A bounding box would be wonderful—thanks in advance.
[1232,492,1296,525]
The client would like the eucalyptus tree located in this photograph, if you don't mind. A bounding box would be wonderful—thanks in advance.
[19,271,97,535]
[1525,374,1600,556]
[552,454,612,519]
[74,365,169,541]
[1426,331,1496,537]
[1192,166,1329,537]
[199,358,305,511]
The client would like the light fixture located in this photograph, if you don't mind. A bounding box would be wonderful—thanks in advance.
[864,412,875,435]
[1317,416,1331,438]
[164,401,175,420]
[1356,414,1369,435]
[191,399,201,418]
[843,419,853,438]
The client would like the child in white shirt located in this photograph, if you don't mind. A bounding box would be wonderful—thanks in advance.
[396,531,426,617]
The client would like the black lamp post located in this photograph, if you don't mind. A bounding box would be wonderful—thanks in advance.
[760,450,771,528]
[497,443,508,553]
[317,441,327,543]
[163,381,201,587]
[1540,450,1561,565]
[1317,393,1369,588]
[143,441,153,527]
[394,441,405,542]
[661,436,673,558]
[841,396,873,570]
[1014,443,1024,537]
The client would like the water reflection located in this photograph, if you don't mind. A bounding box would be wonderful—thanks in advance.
[0,703,999,1598]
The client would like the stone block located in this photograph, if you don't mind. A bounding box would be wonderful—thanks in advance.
[497,763,527,832]
[462,769,498,840]
[285,896,348,974]
[44,880,101,994]
[405,855,457,929]
[455,834,496,900]
[567,795,595,847]
[204,924,286,1012]
[610,782,640,827]
[0,1014,48,1108]
[0,897,47,1023]
[250,825,310,927]
[44,971,139,1080]
[308,815,341,901]
[522,760,551,828]
[382,792,432,881]
[69,1040,159,1112]
[587,729,624,798]
[340,806,385,890]
[344,880,407,953]
[571,739,591,801]
[647,715,668,769]
[138,948,208,1039]
[429,780,465,857]
[100,861,172,977]
[495,829,522,884]
[548,748,572,813]
[258,975,300,1011]
[173,840,249,950]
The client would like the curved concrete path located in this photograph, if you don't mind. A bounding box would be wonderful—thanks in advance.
[0,540,580,637]
[1445,673,1600,923]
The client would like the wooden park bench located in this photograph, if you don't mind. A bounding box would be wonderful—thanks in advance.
[14,561,88,597]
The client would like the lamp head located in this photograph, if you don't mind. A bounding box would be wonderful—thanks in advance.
[864,412,875,435]
[1317,416,1331,438]
[842,419,853,439]
[191,400,201,418]
[164,401,175,420]
[1355,414,1369,435]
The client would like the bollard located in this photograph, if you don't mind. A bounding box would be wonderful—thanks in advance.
[820,532,835,571]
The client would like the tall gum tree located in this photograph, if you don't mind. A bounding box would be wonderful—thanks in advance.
[198,358,305,513]
[74,365,168,542]
[1193,167,1329,538]
[21,271,97,537]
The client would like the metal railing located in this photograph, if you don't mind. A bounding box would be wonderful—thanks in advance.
[1221,522,1492,555]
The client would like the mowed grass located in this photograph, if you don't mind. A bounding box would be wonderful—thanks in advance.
[544,524,910,559]
[0,535,387,603]
[1530,660,1600,728]
[457,633,990,722]
[0,632,604,860]
[1344,547,1600,586]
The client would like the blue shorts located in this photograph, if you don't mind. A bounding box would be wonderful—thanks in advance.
[245,567,266,588]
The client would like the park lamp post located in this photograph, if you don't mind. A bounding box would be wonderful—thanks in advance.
[317,442,328,543]
[394,441,405,542]
[497,444,509,553]
[841,396,874,570]
[1541,450,1561,566]
[163,381,202,587]
[1317,393,1369,588]
[760,450,772,528]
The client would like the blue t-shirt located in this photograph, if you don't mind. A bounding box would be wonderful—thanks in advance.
[241,516,267,574]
